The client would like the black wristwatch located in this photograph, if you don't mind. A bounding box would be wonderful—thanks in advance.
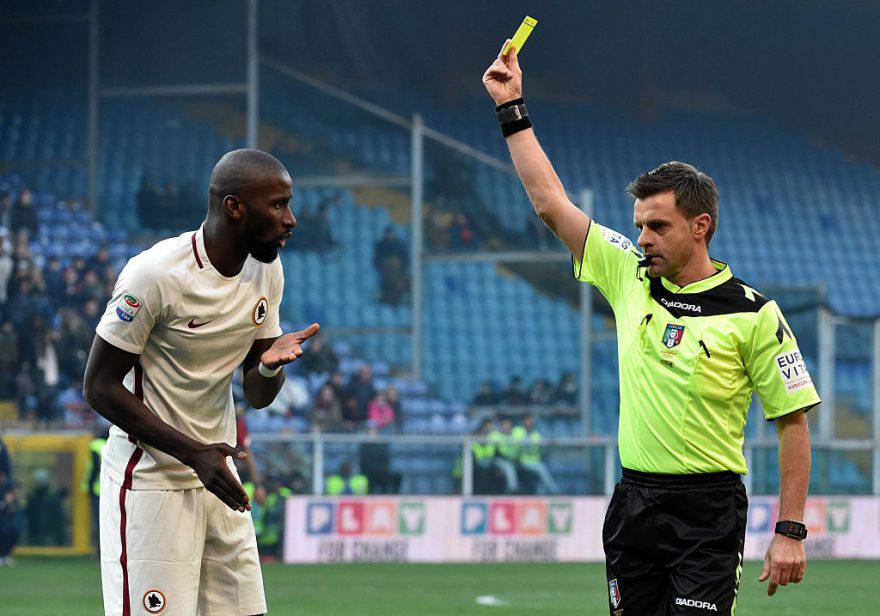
[775,520,808,540]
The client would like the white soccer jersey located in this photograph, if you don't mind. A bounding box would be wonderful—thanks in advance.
[96,225,283,490]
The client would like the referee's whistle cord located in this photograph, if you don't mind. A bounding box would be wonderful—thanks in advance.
[699,339,711,358]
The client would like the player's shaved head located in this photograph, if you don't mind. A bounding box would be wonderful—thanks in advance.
[209,148,290,209]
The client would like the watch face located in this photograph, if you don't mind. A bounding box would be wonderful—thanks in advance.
[778,521,807,539]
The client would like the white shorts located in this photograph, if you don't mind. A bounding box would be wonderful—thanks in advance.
[100,466,267,616]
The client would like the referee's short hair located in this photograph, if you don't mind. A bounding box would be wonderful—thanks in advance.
[627,161,719,245]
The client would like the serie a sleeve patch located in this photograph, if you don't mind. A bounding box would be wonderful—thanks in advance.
[597,224,633,252]
[774,349,814,393]
[115,291,143,322]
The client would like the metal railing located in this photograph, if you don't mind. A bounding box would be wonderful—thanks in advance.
[249,432,880,497]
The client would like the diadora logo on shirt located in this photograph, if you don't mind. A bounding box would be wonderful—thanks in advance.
[460,501,572,536]
[660,297,702,314]
[675,597,717,611]
[115,291,142,322]
[306,501,425,536]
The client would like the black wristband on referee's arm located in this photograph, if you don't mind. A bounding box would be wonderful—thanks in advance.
[495,97,532,138]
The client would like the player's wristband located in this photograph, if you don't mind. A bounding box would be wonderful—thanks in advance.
[495,97,532,137]
[258,362,282,378]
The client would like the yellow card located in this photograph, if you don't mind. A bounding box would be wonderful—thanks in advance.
[503,16,538,55]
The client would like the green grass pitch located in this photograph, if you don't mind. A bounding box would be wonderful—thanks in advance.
[1,558,878,614]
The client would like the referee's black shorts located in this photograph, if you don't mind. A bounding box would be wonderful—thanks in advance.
[603,468,747,615]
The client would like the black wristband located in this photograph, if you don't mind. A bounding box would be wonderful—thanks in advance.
[495,97,532,138]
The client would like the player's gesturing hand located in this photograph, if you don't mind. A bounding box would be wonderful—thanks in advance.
[482,39,523,106]
[187,443,251,512]
[261,322,321,370]
[759,534,806,596]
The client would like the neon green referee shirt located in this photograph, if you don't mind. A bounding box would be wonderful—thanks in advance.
[575,221,821,475]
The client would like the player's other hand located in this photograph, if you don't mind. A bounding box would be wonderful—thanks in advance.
[187,442,251,512]
[260,322,320,370]
[759,534,806,596]
[482,39,523,105]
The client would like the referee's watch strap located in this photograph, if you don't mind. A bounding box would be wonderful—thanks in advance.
[495,97,532,138]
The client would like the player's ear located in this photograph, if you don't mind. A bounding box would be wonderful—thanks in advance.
[224,195,244,221]
[691,213,711,241]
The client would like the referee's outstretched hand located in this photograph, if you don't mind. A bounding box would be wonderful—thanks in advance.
[187,442,251,513]
[260,322,321,370]
[759,534,806,596]
[482,39,523,106]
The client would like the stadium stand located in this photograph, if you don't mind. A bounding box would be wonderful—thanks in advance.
[1,84,875,493]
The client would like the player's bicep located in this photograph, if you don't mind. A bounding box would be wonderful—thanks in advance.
[83,335,139,404]
[540,200,591,263]
[242,336,279,375]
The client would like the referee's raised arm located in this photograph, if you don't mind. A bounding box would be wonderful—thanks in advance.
[482,39,590,263]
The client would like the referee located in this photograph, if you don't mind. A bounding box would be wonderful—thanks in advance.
[483,42,820,614]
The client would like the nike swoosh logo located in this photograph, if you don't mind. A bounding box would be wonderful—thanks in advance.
[187,318,213,329]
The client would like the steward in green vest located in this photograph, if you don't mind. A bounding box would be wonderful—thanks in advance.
[83,431,107,552]
[487,416,519,494]
[325,461,368,495]
[255,477,293,560]
[513,414,559,495]
[83,436,106,497]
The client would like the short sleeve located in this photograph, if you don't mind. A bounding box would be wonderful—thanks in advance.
[95,255,164,354]
[744,301,822,420]
[572,221,641,310]
[256,260,284,340]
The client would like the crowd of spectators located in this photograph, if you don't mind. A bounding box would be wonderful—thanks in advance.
[242,351,404,437]
[372,225,409,305]
[471,373,579,408]
[0,187,120,427]
[136,175,204,232]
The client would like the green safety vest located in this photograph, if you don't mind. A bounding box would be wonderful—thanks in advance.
[243,482,263,535]
[326,474,368,495]
[257,486,292,547]
[471,440,495,462]
[82,438,106,496]
[512,426,542,463]
[488,430,518,459]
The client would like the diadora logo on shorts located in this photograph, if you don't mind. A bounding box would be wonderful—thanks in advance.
[660,297,702,314]
[142,589,167,614]
[306,500,425,536]
[460,501,572,536]
[115,291,142,322]
[675,597,717,611]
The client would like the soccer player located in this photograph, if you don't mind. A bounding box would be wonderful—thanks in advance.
[483,42,819,614]
[83,149,318,616]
